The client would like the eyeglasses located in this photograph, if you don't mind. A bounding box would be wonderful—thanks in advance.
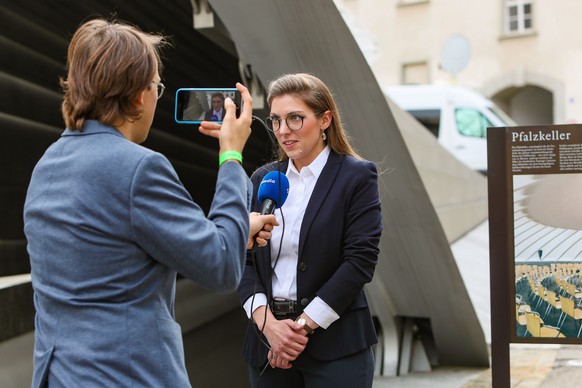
[152,81,165,99]
[265,112,322,132]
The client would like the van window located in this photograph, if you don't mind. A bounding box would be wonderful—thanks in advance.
[455,108,493,138]
[407,109,441,137]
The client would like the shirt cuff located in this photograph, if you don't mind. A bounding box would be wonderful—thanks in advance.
[243,293,268,319]
[303,296,340,329]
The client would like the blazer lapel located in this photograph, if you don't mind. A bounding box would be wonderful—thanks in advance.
[298,152,343,256]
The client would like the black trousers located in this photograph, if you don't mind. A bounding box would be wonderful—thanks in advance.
[248,346,374,388]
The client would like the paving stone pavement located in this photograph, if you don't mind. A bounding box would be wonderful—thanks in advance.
[373,344,582,388]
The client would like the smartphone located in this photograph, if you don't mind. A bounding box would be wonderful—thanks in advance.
[174,87,242,124]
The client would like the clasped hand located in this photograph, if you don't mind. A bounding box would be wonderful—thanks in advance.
[253,306,309,369]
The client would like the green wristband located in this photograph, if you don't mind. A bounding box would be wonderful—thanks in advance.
[219,150,243,166]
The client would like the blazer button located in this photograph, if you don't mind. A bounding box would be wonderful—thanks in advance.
[300,298,310,307]
[298,262,308,272]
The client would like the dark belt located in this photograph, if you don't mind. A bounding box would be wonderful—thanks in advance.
[270,297,298,317]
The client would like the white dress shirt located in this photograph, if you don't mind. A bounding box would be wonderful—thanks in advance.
[243,146,340,329]
[213,108,224,120]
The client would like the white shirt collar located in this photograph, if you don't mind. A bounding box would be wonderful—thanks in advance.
[286,146,331,179]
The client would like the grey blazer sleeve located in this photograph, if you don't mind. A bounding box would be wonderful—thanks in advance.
[129,152,252,291]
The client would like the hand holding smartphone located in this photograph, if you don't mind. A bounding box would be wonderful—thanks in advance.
[195,83,253,156]
[175,88,242,124]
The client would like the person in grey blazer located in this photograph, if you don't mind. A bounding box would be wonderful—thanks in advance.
[23,18,276,388]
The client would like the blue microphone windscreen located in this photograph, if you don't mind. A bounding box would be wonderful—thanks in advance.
[257,171,290,209]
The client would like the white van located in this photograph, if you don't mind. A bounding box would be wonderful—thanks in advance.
[384,85,516,173]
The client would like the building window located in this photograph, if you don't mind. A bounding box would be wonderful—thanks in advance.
[402,61,430,85]
[504,0,533,35]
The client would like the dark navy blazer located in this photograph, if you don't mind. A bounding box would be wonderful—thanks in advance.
[238,151,383,367]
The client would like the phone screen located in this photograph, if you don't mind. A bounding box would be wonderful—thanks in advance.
[174,88,242,124]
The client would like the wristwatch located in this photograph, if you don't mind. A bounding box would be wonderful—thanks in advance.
[296,317,315,335]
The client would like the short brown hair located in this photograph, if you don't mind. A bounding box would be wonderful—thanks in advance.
[61,18,167,130]
[267,73,361,161]
[211,92,225,102]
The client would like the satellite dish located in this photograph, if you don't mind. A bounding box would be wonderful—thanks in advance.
[440,34,471,76]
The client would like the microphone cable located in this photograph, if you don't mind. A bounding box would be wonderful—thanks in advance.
[252,115,281,161]
[250,204,286,387]
[250,161,285,388]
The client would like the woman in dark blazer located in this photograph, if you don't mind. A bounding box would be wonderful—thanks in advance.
[238,73,383,388]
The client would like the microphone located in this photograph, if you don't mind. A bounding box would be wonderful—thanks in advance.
[250,171,289,252]
[257,171,290,215]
